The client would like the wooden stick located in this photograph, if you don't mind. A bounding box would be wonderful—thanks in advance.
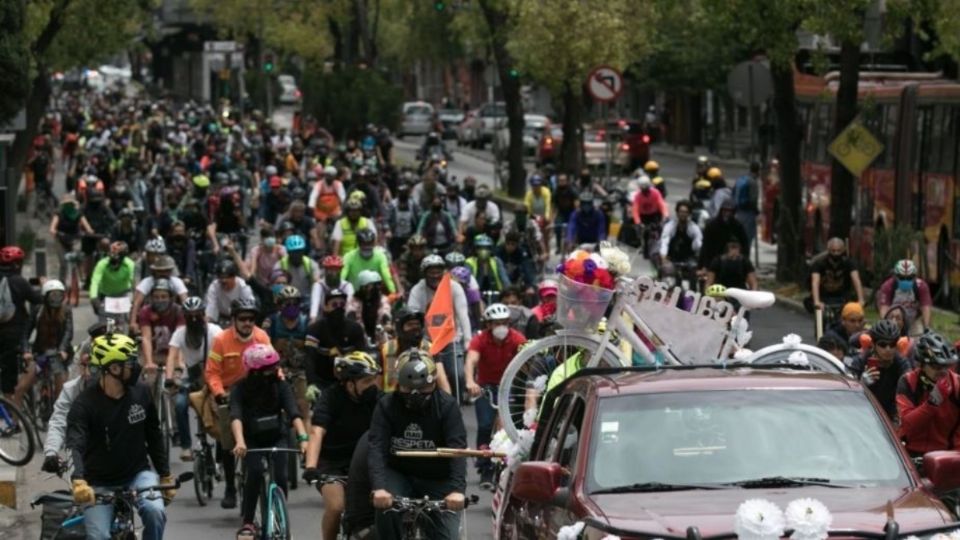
[395,448,508,458]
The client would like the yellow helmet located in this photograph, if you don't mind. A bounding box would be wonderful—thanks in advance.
[192,174,210,189]
[334,351,382,381]
[643,160,660,173]
[90,333,138,367]
[695,179,712,190]
[705,284,727,298]
[706,167,723,180]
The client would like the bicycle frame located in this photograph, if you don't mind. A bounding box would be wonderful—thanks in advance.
[246,447,300,539]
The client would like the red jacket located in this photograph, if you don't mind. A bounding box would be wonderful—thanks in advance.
[897,370,960,455]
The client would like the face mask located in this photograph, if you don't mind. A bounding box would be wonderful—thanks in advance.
[46,294,64,309]
[828,254,842,263]
[271,283,285,297]
[326,307,345,325]
[898,279,914,291]
[62,204,79,220]
[477,248,490,259]
[151,300,171,312]
[360,248,373,258]
[289,254,304,267]
[324,274,340,287]
[263,237,277,248]
[463,186,475,197]
[400,328,423,346]
[400,391,431,411]
[492,325,509,340]
[281,304,301,319]
[581,203,593,211]
[432,204,442,212]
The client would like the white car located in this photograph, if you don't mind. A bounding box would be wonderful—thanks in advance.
[277,74,301,104]
[493,113,550,160]
[400,101,435,138]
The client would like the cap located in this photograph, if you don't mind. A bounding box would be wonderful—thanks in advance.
[269,176,282,188]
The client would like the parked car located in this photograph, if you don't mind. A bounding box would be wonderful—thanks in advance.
[462,101,506,148]
[277,74,301,105]
[493,113,550,160]
[399,101,435,139]
[496,361,960,539]
[437,108,465,140]
[537,125,564,165]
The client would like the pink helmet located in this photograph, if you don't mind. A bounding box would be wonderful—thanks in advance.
[243,343,280,371]
[538,279,559,298]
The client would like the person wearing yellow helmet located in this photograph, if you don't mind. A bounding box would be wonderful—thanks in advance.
[66,332,175,538]
[643,160,666,198]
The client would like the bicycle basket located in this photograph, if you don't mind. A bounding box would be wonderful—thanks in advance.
[556,274,615,331]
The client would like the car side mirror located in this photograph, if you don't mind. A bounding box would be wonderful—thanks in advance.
[924,451,960,493]
[511,461,563,503]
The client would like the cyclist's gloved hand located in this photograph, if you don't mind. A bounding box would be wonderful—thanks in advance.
[305,384,321,402]
[860,369,877,386]
[302,468,320,485]
[72,479,94,505]
[159,474,177,504]
[41,454,62,474]
[930,378,950,406]
[215,394,229,406]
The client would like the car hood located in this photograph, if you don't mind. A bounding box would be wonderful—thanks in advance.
[588,487,953,537]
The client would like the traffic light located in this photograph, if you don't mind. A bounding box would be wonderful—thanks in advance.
[263,53,275,74]
[508,68,520,79]
[434,1,445,11]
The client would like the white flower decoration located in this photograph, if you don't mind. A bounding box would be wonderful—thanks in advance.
[733,349,755,362]
[600,244,632,276]
[523,407,539,428]
[731,316,753,347]
[782,334,803,346]
[489,429,512,459]
[601,536,622,540]
[948,531,960,540]
[787,351,810,367]
[785,498,832,540]
[734,499,785,540]
[557,522,586,540]
[531,375,548,393]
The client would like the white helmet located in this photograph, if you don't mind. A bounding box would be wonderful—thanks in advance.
[637,175,652,189]
[41,279,66,296]
[144,237,166,254]
[484,303,511,322]
[265,165,278,177]
[357,270,383,288]
[323,165,338,177]
[420,254,445,271]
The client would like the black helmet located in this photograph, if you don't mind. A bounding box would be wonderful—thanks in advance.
[357,228,376,245]
[395,307,425,328]
[230,297,259,317]
[216,259,239,278]
[869,320,901,343]
[915,331,958,366]
[396,349,437,390]
[151,278,172,293]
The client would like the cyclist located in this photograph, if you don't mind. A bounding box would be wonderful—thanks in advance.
[459,184,500,233]
[331,198,376,256]
[698,198,749,273]
[66,334,174,540]
[551,174,579,255]
[229,344,308,539]
[531,279,559,322]
[850,320,912,421]
[824,302,866,348]
[500,286,540,339]
[304,288,367,398]
[897,331,960,456]
[397,234,428,292]
[48,194,95,282]
[878,259,933,337]
[369,350,467,539]
[89,241,136,318]
[809,237,865,313]
[566,192,607,251]
[523,174,552,234]
[0,246,43,401]
[705,167,731,218]
[380,308,452,394]
[244,225,286,286]
[658,200,703,277]
[166,297,221,462]
[342,228,397,294]
[644,160,666,197]
[705,239,758,292]
[348,270,392,343]
[204,259,256,326]
[206,297,271,509]
[309,165,346,224]
[631,176,669,257]
[466,234,510,296]
[276,200,322,253]
[266,286,311,425]
[131,255,189,332]
[496,231,537,293]
[309,255,355,323]
[303,352,382,540]
[386,182,421,260]
[275,234,319,300]
[139,237,167,282]
[15,279,73,407]
[417,194,460,254]
[138,278,185,378]
[110,208,145,256]
[465,303,526,488]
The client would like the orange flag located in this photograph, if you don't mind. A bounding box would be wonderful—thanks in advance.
[426,273,456,355]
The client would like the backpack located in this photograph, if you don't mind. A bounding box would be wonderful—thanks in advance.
[0,276,15,323]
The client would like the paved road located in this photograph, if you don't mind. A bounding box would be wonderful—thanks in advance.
[12,117,812,540]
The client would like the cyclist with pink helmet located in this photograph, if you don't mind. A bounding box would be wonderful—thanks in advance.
[532,279,559,322]
[229,343,308,538]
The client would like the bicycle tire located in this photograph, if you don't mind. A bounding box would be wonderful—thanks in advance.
[68,265,79,307]
[267,484,290,540]
[0,396,37,466]
[193,450,209,506]
[23,386,45,449]
[497,331,624,443]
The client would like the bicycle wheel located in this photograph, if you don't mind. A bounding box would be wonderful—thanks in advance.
[194,448,209,506]
[267,484,290,540]
[0,397,36,466]
[68,264,80,307]
[497,331,625,442]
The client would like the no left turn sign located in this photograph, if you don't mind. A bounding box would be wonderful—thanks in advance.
[587,65,623,102]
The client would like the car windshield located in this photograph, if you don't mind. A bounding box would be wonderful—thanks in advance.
[588,390,907,491]
[406,106,432,116]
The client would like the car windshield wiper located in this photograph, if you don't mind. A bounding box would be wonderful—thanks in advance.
[725,476,850,489]
[591,481,724,494]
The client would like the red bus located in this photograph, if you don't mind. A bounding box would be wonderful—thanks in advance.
[794,71,960,294]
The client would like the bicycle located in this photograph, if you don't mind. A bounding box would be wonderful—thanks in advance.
[100,293,133,334]
[62,248,84,308]
[385,494,479,540]
[191,403,220,506]
[242,447,302,540]
[0,394,37,466]
[23,349,61,445]
[32,471,193,540]
[153,368,174,458]
[814,301,844,341]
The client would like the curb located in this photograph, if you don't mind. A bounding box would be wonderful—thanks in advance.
[650,145,749,169]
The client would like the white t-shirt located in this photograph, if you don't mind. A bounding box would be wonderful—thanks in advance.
[168,323,223,367]
[136,276,189,297]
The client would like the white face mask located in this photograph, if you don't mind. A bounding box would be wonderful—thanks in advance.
[492,325,509,341]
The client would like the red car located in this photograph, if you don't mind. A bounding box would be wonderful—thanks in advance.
[497,362,960,539]
[537,124,564,166]
[606,119,651,172]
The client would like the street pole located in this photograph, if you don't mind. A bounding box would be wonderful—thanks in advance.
[748,62,756,162]
[603,101,612,185]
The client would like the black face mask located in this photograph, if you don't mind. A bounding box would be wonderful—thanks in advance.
[399,328,424,348]
[326,307,345,326]
[399,391,431,410]
[432,204,442,212]
[828,254,843,263]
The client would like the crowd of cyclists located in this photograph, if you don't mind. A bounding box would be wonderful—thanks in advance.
[2,83,960,540]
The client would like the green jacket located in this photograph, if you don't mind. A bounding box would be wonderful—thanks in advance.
[89,257,136,298]
[341,247,397,294]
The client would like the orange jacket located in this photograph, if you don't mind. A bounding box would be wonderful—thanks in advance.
[204,326,270,397]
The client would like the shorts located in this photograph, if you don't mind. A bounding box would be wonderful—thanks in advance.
[317,458,351,477]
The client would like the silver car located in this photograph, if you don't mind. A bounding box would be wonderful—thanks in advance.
[400,101,435,138]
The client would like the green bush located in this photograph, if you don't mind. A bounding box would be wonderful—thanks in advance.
[301,66,403,138]
[872,223,924,288]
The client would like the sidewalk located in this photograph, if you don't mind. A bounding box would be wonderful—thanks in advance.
[650,142,750,169]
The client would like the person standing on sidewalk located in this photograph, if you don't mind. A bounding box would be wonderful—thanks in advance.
[733,162,761,249]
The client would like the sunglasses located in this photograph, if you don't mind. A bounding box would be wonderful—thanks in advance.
[236,315,256,323]
[875,341,896,349]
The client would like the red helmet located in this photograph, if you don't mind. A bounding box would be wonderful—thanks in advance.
[0,246,25,266]
[321,255,343,269]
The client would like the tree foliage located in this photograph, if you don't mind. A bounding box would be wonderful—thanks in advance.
[0,0,29,124]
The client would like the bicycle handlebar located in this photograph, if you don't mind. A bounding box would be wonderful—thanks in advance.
[387,493,480,513]
[245,447,303,455]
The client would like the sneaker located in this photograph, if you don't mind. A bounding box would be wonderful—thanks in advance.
[479,471,494,491]
[221,489,237,509]
[180,448,194,462]
[236,523,257,540]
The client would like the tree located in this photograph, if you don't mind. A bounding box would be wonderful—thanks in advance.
[507,0,654,175]
[0,0,29,125]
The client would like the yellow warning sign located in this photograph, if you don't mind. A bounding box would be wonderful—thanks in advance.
[828,120,884,177]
